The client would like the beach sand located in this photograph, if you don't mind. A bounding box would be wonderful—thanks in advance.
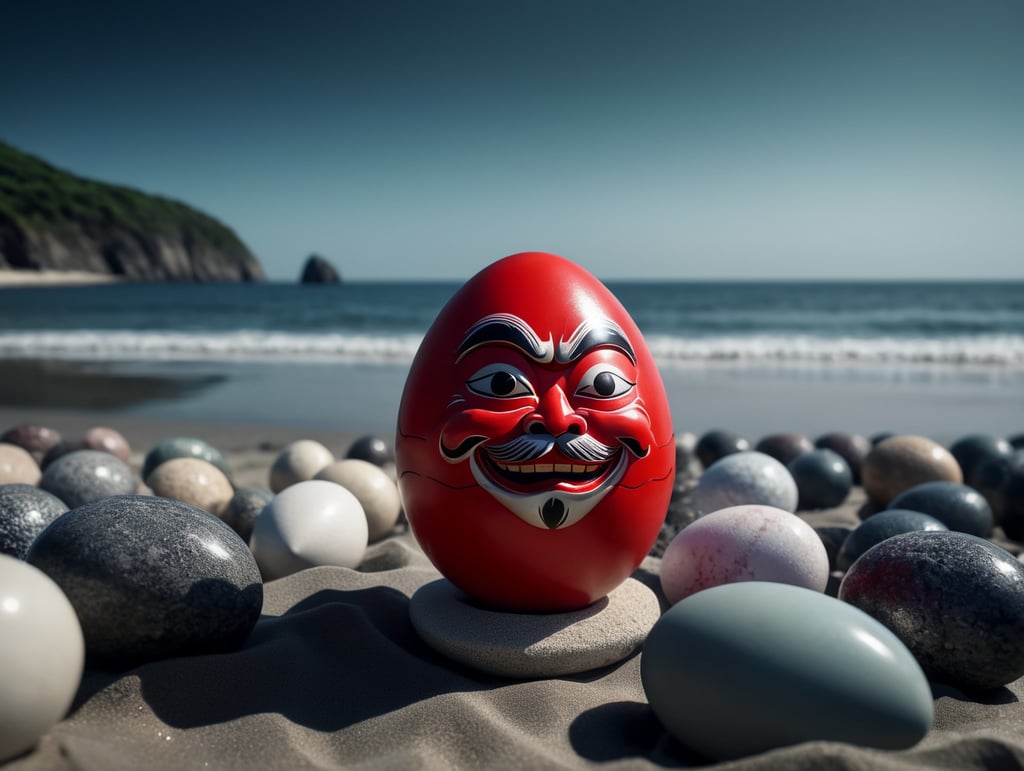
[3,408,1024,770]
[0,270,124,287]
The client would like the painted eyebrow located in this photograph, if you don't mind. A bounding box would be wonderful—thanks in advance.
[556,318,636,365]
[457,313,555,363]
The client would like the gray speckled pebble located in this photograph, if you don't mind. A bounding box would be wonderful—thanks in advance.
[221,486,273,542]
[0,484,69,559]
[409,577,661,678]
[840,530,1024,692]
[26,494,263,669]
[39,450,137,508]
[142,437,232,482]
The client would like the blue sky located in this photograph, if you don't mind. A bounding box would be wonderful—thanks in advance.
[3,1,1021,281]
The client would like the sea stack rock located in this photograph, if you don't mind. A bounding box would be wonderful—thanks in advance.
[300,253,342,284]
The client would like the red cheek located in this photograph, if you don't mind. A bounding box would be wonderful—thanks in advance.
[439,405,532,458]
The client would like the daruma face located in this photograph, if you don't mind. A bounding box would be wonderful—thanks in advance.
[396,252,674,611]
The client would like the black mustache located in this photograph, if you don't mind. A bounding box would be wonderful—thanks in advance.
[486,433,619,463]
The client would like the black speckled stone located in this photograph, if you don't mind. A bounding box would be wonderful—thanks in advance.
[814,432,872,484]
[888,480,993,538]
[26,494,262,669]
[1010,433,1024,450]
[0,484,69,559]
[39,450,137,508]
[839,530,1024,692]
[142,437,232,483]
[694,430,750,468]
[754,433,814,467]
[221,486,273,543]
[789,448,853,510]
[949,434,1014,488]
[344,435,394,467]
[836,509,948,572]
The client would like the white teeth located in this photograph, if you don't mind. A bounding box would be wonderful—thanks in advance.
[494,461,600,475]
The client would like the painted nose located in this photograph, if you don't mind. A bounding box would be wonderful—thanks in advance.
[525,385,587,437]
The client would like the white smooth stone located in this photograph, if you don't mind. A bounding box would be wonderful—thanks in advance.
[269,440,336,493]
[0,554,85,761]
[692,451,798,514]
[660,504,829,605]
[250,480,367,580]
[314,459,402,541]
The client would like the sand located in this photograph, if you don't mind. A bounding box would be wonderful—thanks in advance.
[4,410,1024,769]
[0,270,124,287]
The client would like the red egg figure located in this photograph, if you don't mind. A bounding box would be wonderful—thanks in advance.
[396,252,675,612]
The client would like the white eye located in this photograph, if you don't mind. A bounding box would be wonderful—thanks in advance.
[575,364,634,399]
[466,364,534,399]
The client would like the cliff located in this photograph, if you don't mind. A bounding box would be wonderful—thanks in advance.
[0,141,264,282]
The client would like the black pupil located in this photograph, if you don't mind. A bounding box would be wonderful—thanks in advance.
[491,371,516,396]
[594,372,616,396]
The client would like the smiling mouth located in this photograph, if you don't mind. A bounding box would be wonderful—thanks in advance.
[481,451,617,491]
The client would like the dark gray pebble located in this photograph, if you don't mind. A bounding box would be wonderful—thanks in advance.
[870,432,894,447]
[344,435,394,467]
[0,484,69,559]
[814,432,871,484]
[694,430,750,468]
[221,486,273,543]
[789,448,853,510]
[814,525,853,572]
[26,494,262,669]
[1000,462,1024,541]
[949,434,1013,488]
[754,433,814,467]
[142,437,232,482]
[839,531,1024,692]
[971,452,1024,525]
[40,450,137,508]
[836,509,947,572]
[888,480,993,538]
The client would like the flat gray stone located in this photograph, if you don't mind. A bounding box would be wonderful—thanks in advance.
[409,577,661,678]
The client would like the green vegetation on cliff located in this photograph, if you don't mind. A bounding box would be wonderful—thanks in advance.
[0,141,244,251]
[0,141,263,280]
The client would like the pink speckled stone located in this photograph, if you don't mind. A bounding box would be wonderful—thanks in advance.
[659,504,829,606]
[82,426,132,464]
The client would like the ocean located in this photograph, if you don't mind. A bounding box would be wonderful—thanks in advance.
[1,280,1022,441]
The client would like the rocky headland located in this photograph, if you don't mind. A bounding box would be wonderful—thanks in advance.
[0,142,264,282]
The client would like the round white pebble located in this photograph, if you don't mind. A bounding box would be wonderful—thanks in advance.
[0,554,85,761]
[660,504,829,606]
[314,459,402,541]
[692,451,798,515]
[269,440,336,493]
[250,480,368,580]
